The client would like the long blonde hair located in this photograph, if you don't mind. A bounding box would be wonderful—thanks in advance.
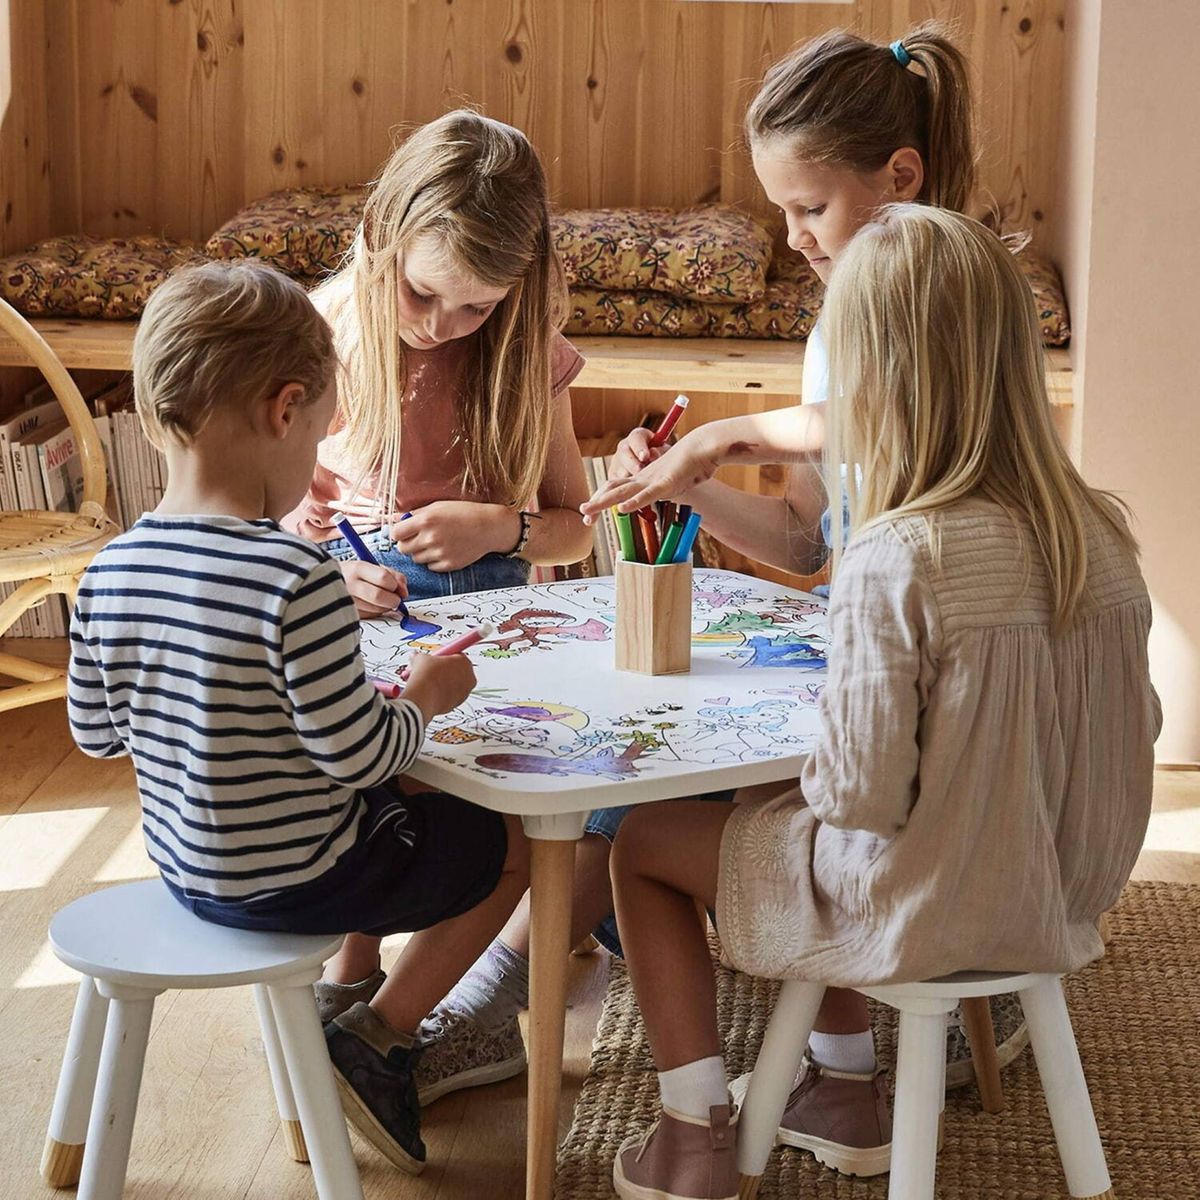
[746,21,977,214]
[823,205,1135,630]
[314,110,567,511]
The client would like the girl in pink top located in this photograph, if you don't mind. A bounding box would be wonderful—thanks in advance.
[286,110,592,611]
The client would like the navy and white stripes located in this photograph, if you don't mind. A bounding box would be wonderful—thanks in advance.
[67,514,424,902]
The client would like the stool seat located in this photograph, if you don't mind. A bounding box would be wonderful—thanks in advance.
[866,970,1043,1000]
[49,879,341,991]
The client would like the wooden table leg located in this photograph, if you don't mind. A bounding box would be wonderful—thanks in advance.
[961,995,1005,1113]
[526,834,578,1200]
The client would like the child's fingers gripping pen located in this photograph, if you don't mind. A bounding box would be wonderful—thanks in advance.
[334,513,410,620]
[370,676,404,699]
[649,394,690,448]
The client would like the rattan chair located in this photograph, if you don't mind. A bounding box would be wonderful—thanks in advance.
[0,299,118,710]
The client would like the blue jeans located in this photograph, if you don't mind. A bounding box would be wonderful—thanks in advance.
[322,526,530,600]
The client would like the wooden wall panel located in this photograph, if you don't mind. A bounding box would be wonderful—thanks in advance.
[2,0,1066,248]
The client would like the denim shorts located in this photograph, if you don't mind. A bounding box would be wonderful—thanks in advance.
[584,790,736,957]
[322,526,529,601]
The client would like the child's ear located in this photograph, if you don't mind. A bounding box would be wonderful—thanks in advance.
[888,148,925,203]
[264,382,307,440]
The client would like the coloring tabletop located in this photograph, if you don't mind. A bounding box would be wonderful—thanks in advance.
[358,568,829,1200]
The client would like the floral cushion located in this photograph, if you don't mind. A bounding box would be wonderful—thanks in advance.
[565,247,1070,346]
[204,186,367,278]
[0,235,210,319]
[565,251,821,341]
[552,206,776,304]
[1020,252,1070,347]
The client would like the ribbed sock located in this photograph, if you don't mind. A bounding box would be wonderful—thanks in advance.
[434,939,529,1031]
[808,1029,876,1074]
[658,1056,728,1120]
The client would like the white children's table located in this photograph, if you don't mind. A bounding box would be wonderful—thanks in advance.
[359,569,829,1200]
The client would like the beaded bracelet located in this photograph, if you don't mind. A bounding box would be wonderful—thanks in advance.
[506,509,540,558]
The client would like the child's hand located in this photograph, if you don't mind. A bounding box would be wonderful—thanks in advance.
[581,430,722,523]
[400,651,476,721]
[389,501,520,572]
[338,559,409,618]
[608,428,663,480]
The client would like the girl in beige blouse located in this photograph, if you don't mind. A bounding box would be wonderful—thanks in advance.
[608,207,1160,1200]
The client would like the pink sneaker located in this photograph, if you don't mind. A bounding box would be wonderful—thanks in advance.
[731,1058,891,1177]
[613,1103,739,1200]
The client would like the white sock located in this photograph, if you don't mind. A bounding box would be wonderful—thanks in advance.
[658,1056,728,1121]
[808,1030,876,1074]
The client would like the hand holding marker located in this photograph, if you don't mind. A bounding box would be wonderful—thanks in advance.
[612,396,702,565]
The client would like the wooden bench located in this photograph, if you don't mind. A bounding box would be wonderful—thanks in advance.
[0,317,1073,404]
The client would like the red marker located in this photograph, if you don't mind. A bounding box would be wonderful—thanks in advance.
[649,394,690,448]
[433,622,497,656]
[370,676,403,698]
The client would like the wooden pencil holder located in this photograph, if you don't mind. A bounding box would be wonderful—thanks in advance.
[615,559,692,675]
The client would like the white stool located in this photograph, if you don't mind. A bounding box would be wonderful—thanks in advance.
[736,971,1114,1200]
[40,879,364,1200]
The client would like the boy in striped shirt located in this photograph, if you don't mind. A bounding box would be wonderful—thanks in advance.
[67,261,530,1174]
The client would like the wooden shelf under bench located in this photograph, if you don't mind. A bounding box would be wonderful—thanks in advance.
[0,317,1073,404]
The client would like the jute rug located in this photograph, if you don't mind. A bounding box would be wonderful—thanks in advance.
[555,880,1200,1199]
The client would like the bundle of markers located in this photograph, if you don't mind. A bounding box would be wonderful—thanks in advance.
[613,502,702,565]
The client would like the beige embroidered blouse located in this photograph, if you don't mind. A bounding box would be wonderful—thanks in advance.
[717,497,1161,987]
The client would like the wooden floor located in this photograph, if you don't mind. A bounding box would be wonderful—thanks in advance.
[1,687,1197,1198]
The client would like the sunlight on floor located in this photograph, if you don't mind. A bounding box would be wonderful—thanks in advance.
[0,807,107,890]
[92,816,155,883]
[13,940,78,989]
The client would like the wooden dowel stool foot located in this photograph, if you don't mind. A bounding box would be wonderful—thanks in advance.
[281,1118,309,1164]
[40,1137,85,1189]
[738,1173,763,1200]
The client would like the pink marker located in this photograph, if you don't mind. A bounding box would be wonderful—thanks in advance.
[370,676,403,699]
[649,394,690,448]
[433,622,497,656]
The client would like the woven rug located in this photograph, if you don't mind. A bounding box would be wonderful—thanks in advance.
[555,881,1200,1199]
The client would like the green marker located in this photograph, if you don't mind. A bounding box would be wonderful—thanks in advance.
[614,510,639,562]
[655,521,684,565]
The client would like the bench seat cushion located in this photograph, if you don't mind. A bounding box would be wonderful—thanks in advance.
[0,235,209,319]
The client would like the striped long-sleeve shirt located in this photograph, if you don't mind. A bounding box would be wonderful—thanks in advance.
[67,514,424,902]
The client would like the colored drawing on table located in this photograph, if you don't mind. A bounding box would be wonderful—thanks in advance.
[358,572,828,782]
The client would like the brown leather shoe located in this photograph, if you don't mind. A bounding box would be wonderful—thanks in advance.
[613,1102,738,1200]
[731,1058,892,1177]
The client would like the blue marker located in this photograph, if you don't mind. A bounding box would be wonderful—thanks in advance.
[333,514,410,621]
[672,511,703,564]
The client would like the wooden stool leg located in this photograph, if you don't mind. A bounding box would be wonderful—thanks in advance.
[253,984,308,1163]
[77,984,159,1200]
[961,996,1005,1113]
[526,836,576,1200]
[269,982,365,1200]
[736,979,826,1199]
[888,1002,956,1200]
[42,975,109,1187]
[1019,978,1114,1199]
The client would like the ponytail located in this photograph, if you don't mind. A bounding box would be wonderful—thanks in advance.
[746,20,978,215]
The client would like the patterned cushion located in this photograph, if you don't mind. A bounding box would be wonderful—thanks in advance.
[0,235,210,319]
[204,186,367,278]
[566,247,1070,346]
[1019,252,1070,347]
[552,206,776,303]
[565,251,821,341]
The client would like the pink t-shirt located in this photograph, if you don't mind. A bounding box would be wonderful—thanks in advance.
[284,330,585,542]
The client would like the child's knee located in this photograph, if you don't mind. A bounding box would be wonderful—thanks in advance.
[610,805,655,880]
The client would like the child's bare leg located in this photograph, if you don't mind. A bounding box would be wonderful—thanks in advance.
[371,813,530,1034]
[325,933,384,985]
[612,801,733,1069]
[815,988,871,1033]
[498,831,617,957]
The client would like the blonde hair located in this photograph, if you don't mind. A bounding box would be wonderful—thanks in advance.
[746,21,977,214]
[133,260,335,446]
[823,205,1136,631]
[315,110,567,513]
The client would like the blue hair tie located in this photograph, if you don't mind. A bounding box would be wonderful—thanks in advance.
[890,40,912,67]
